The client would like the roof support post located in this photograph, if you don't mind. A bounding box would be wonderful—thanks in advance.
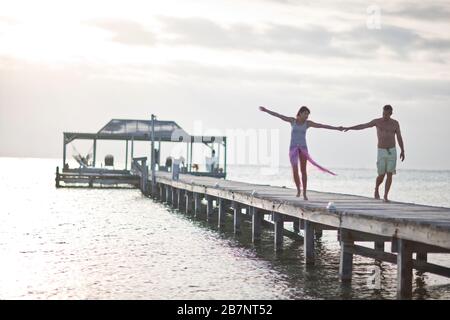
[93,138,97,168]
[224,137,227,178]
[151,114,156,196]
[63,133,67,169]
[125,139,128,170]
[189,138,193,173]
[131,136,134,160]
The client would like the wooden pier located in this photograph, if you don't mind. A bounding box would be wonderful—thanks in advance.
[56,116,450,299]
[149,171,450,300]
[55,161,450,299]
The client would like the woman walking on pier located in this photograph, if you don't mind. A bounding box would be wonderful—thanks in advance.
[259,106,343,200]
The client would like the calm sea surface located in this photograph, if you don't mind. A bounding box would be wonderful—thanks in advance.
[1,157,449,299]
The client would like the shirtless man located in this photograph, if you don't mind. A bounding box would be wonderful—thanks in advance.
[344,105,405,202]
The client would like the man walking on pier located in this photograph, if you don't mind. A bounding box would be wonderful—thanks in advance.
[344,105,405,202]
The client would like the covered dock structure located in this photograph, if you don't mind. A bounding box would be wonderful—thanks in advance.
[57,116,227,188]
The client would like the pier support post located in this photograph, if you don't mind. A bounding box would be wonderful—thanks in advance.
[140,159,148,195]
[153,184,158,200]
[176,189,180,209]
[160,184,166,202]
[397,239,413,300]
[233,202,242,235]
[171,188,177,208]
[293,218,300,234]
[181,189,186,209]
[304,220,315,265]
[274,212,284,251]
[177,189,185,210]
[194,193,201,217]
[165,186,171,205]
[55,166,60,188]
[206,195,214,222]
[252,207,262,243]
[185,192,193,214]
[339,230,354,282]
[218,199,227,229]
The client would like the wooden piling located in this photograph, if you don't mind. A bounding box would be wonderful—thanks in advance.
[165,185,171,205]
[177,189,185,210]
[194,193,201,217]
[160,184,166,202]
[218,198,227,229]
[293,218,300,234]
[304,220,315,265]
[397,239,413,299]
[206,195,214,222]
[233,202,242,234]
[55,166,60,188]
[252,207,262,243]
[171,187,177,208]
[273,212,284,251]
[339,230,354,282]
[185,191,193,214]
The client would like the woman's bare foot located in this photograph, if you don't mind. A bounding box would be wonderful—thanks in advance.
[303,194,309,201]
[374,189,380,200]
[296,190,301,197]
[383,195,390,203]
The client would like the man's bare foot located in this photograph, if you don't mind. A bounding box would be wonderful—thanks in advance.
[374,189,380,200]
[303,194,309,201]
[383,196,390,203]
[296,190,301,197]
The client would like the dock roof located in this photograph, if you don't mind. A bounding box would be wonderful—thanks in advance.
[64,118,225,144]
[97,119,189,140]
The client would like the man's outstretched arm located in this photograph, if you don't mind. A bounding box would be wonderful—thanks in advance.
[396,122,405,161]
[344,119,377,131]
[259,106,295,123]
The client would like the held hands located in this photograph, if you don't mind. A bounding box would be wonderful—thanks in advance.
[259,106,267,112]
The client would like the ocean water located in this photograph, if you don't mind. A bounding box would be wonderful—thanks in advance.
[0,157,449,300]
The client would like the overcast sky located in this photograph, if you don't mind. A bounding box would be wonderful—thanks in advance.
[1,0,449,170]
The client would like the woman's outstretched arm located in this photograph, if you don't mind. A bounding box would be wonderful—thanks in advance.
[343,119,377,131]
[259,106,295,123]
[308,120,344,131]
